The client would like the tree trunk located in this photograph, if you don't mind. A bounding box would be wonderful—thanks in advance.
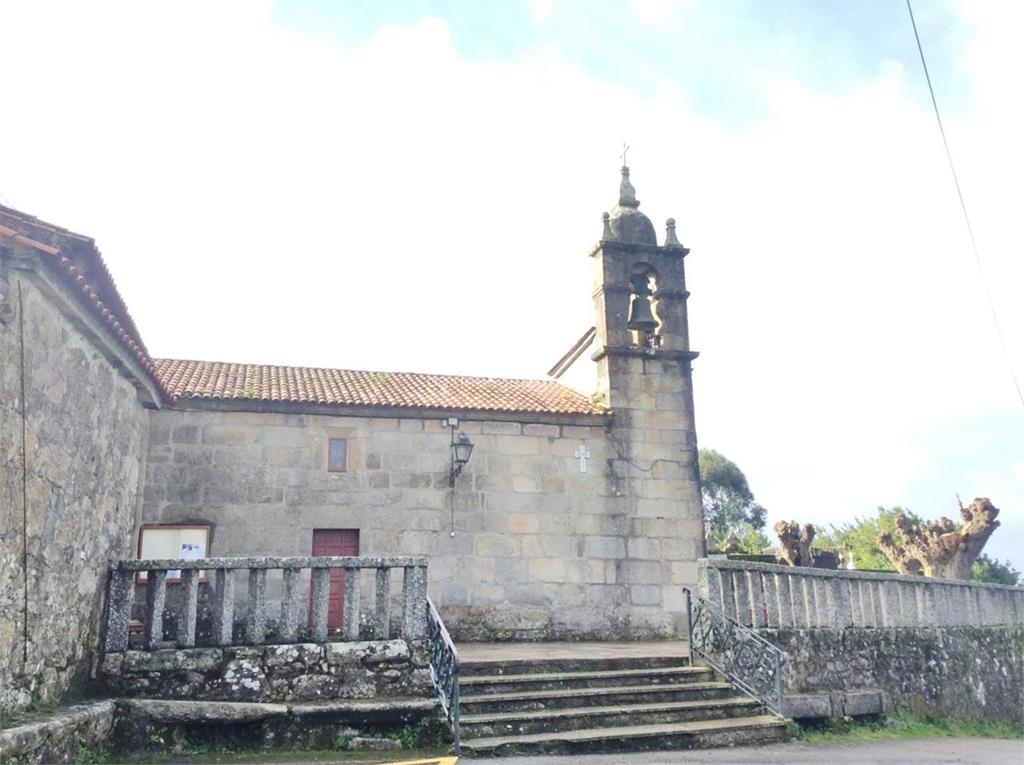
[877,497,1000,580]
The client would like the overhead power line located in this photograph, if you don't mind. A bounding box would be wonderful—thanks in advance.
[905,0,1024,409]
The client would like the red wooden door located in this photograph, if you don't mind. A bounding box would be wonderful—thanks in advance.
[311,529,359,629]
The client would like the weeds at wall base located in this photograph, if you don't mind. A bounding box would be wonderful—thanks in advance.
[795,712,1024,742]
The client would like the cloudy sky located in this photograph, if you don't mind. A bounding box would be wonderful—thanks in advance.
[2,0,1021,568]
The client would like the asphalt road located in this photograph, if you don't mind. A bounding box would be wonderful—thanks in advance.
[467,738,1024,765]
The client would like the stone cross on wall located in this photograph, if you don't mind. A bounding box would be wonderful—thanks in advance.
[574,444,591,473]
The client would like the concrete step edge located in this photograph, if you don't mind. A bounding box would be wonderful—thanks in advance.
[460,681,733,704]
[461,666,707,686]
[461,696,760,724]
[460,714,787,749]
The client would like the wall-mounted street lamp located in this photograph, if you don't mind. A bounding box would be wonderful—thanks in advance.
[444,417,475,488]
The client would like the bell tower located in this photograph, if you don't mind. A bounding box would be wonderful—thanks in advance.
[591,165,704,635]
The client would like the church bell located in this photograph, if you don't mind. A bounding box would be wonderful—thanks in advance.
[626,294,658,333]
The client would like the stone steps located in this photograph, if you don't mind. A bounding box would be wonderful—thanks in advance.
[460,654,684,677]
[460,714,789,757]
[461,681,735,715]
[455,650,788,756]
[460,696,761,738]
[460,665,712,694]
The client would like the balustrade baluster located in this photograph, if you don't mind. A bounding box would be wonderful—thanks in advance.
[104,568,134,652]
[144,570,167,649]
[311,568,330,642]
[213,568,234,645]
[342,566,361,640]
[247,569,267,644]
[375,568,392,639]
[403,565,428,639]
[280,568,301,641]
[176,569,199,647]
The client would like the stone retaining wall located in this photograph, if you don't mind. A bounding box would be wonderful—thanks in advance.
[0,701,115,764]
[697,559,1024,722]
[772,625,1024,723]
[98,639,431,702]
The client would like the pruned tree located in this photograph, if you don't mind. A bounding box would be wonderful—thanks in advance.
[774,520,816,567]
[876,497,1001,580]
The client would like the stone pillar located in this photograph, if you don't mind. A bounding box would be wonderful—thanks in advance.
[720,571,736,621]
[748,571,766,628]
[310,568,330,642]
[247,569,267,645]
[763,573,779,628]
[342,567,361,640]
[212,568,234,646]
[144,570,167,649]
[831,577,852,629]
[104,568,134,653]
[176,569,199,647]
[403,565,428,639]
[849,578,864,626]
[375,568,392,640]
[775,574,793,629]
[280,568,301,642]
[733,571,751,626]
[799,577,815,628]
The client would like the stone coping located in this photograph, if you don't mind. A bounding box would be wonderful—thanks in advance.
[0,700,114,758]
[118,697,438,721]
[704,558,1024,592]
[115,555,428,571]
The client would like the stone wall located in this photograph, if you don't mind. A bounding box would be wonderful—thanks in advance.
[141,405,701,640]
[97,639,430,702]
[697,559,1024,722]
[772,626,1024,723]
[0,268,149,715]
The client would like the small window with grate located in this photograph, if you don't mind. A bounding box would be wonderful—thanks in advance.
[327,438,347,472]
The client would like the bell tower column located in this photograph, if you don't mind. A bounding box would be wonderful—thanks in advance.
[590,166,703,637]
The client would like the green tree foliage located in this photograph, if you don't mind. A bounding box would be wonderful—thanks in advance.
[971,554,1022,586]
[698,449,767,539]
[813,507,914,571]
[706,521,771,555]
[815,507,1020,583]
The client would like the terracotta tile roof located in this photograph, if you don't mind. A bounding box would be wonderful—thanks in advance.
[155,359,604,416]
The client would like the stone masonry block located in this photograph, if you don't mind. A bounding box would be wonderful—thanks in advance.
[529,558,567,583]
[630,585,662,606]
[494,435,542,455]
[627,538,662,559]
[481,422,522,435]
[623,559,663,584]
[583,536,626,559]
[506,513,540,534]
[523,424,560,437]
[475,535,518,557]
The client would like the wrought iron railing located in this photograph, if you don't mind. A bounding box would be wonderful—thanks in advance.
[683,586,785,716]
[426,596,460,753]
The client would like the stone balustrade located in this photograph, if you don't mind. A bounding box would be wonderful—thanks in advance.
[104,556,428,652]
[698,558,1024,630]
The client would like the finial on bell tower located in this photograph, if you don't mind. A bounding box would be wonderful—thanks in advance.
[618,166,640,209]
[601,212,615,241]
[665,218,683,248]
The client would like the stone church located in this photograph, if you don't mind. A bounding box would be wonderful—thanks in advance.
[0,167,702,711]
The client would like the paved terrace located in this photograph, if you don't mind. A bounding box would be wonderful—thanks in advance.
[457,642,690,662]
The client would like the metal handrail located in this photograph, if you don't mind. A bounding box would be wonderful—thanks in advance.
[683,586,786,716]
[426,596,460,753]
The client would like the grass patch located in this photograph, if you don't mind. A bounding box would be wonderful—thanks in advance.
[797,712,1024,743]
